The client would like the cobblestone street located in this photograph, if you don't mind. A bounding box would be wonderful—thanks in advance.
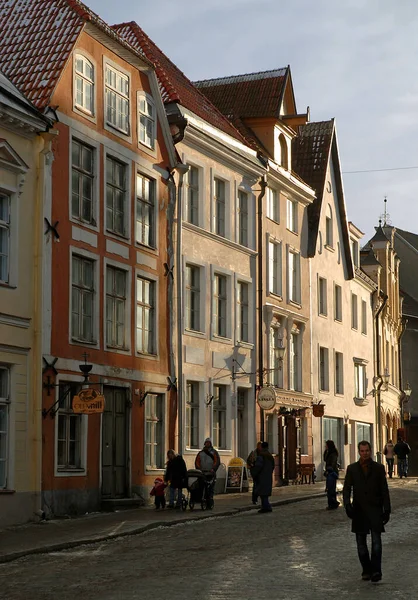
[1,483,417,600]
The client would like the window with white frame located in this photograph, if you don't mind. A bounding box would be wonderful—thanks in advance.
[237,281,249,342]
[318,277,327,316]
[238,190,248,247]
[138,94,155,149]
[185,264,200,332]
[106,266,127,349]
[105,65,129,134]
[269,326,283,388]
[213,274,227,338]
[71,140,95,225]
[213,385,227,449]
[354,362,366,399]
[335,351,344,394]
[288,250,301,304]
[71,255,95,343]
[106,156,127,236]
[361,299,367,335]
[325,205,333,247]
[351,239,359,267]
[351,293,358,330]
[57,382,83,471]
[136,276,156,354]
[289,330,301,391]
[0,367,10,488]
[319,346,329,392]
[213,178,226,237]
[334,284,342,322]
[186,165,199,226]
[279,134,289,170]
[136,173,155,247]
[145,393,164,469]
[0,192,10,283]
[185,381,199,449]
[268,240,282,296]
[286,198,297,233]
[74,55,94,115]
[266,187,279,222]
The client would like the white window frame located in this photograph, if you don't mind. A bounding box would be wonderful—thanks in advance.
[185,263,201,333]
[318,277,327,316]
[266,186,279,223]
[104,258,132,353]
[185,164,200,226]
[237,189,249,247]
[55,376,88,476]
[185,381,200,450]
[351,239,359,268]
[319,346,329,392]
[71,254,96,344]
[136,267,159,357]
[212,384,227,450]
[334,284,342,322]
[269,326,284,388]
[289,329,301,392]
[268,238,282,297]
[0,366,10,489]
[286,198,298,233]
[325,204,333,248]
[351,293,358,330]
[287,247,301,305]
[354,362,366,400]
[105,152,130,240]
[69,132,100,231]
[104,60,130,137]
[73,53,95,118]
[71,138,96,226]
[236,280,249,343]
[145,393,165,470]
[137,92,156,151]
[69,247,99,348]
[361,299,367,335]
[136,275,157,355]
[213,272,229,339]
[335,351,344,395]
[0,192,11,284]
[136,172,156,248]
[213,176,227,237]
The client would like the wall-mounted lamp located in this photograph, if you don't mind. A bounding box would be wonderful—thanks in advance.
[274,339,286,369]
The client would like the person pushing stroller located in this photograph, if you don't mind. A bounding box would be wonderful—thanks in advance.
[195,437,220,507]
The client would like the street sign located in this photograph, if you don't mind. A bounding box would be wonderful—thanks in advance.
[257,387,276,410]
[72,388,105,414]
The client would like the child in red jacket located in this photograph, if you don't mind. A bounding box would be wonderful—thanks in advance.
[150,477,167,509]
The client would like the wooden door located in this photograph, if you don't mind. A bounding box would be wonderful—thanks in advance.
[102,387,128,498]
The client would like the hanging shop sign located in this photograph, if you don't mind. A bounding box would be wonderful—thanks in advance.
[225,457,247,492]
[257,387,276,410]
[72,388,105,414]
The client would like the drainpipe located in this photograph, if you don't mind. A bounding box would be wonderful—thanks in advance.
[375,293,388,463]
[257,174,268,440]
[398,319,407,428]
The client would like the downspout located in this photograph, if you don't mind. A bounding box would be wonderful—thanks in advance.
[375,292,388,463]
[398,319,407,428]
[257,174,268,440]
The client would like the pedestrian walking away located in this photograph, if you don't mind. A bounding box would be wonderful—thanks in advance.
[323,440,339,476]
[325,466,340,510]
[150,477,167,510]
[247,441,262,505]
[343,440,391,584]
[195,438,220,505]
[164,449,187,508]
[251,441,275,513]
[383,439,395,478]
[394,437,411,478]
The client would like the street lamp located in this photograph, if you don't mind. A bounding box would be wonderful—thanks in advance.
[401,382,412,427]
[274,338,286,367]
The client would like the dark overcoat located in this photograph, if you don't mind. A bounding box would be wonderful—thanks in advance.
[164,455,187,488]
[342,460,391,534]
[251,451,275,497]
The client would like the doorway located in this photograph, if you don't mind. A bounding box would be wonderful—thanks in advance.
[101,386,128,498]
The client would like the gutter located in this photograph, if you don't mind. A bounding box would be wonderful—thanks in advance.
[375,293,388,463]
[257,174,268,440]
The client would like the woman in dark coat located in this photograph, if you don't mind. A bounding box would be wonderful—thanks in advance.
[324,440,339,474]
[251,442,275,513]
[164,450,187,508]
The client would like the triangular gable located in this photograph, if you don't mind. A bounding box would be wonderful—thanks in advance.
[0,139,29,173]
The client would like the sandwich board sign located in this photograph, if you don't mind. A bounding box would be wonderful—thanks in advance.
[225,457,247,492]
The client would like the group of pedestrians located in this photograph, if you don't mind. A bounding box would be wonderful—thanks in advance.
[383,437,411,478]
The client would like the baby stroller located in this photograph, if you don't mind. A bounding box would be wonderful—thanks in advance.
[185,468,215,510]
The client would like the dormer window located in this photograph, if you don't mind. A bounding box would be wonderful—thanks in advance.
[138,94,156,150]
[279,134,288,170]
[74,55,94,115]
[105,65,130,134]
[325,205,333,248]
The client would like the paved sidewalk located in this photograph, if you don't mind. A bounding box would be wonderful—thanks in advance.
[0,484,324,563]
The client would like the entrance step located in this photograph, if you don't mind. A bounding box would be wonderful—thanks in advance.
[101,498,144,512]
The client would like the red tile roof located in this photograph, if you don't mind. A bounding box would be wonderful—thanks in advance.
[194,69,288,120]
[113,22,249,145]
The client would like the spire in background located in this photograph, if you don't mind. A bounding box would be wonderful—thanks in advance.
[380,196,392,226]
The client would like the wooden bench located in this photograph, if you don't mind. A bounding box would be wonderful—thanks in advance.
[294,464,315,484]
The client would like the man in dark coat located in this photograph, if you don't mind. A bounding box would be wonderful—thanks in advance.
[164,450,187,508]
[394,437,411,478]
[343,440,391,583]
[251,441,275,513]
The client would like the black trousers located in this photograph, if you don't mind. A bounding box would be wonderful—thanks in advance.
[155,495,166,509]
[356,531,382,575]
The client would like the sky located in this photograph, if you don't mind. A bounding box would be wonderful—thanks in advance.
[88,0,418,242]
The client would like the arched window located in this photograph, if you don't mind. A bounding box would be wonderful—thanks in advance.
[279,134,288,170]
[74,54,94,115]
[325,204,333,247]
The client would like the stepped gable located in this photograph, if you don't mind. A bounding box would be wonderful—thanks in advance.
[113,21,249,145]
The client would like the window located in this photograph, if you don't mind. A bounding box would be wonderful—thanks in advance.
[74,55,94,115]
[238,190,248,247]
[186,165,199,226]
[299,418,309,455]
[351,293,358,330]
[286,198,297,233]
[0,192,10,283]
[0,367,9,488]
[136,173,155,247]
[185,265,200,332]
[335,352,344,394]
[213,274,227,338]
[361,300,367,335]
[356,422,371,445]
[138,95,155,149]
[323,417,342,465]
[266,187,279,222]
[279,134,288,170]
[354,362,366,399]
[325,205,333,247]
[318,277,327,316]
[106,157,127,236]
[185,382,199,449]
[351,239,359,268]
[269,327,283,388]
[71,255,95,342]
[319,346,329,391]
[269,240,282,296]
[237,281,249,342]
[145,394,164,469]
[213,178,226,237]
[334,284,342,322]
[136,277,156,354]
[57,382,82,471]
[213,385,227,449]
[288,250,301,304]
[106,266,127,348]
[105,65,129,134]
[289,331,300,391]
[72,140,94,224]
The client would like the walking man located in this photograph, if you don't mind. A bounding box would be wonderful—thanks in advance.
[247,441,262,505]
[251,441,275,513]
[394,437,411,478]
[343,440,391,583]
[383,439,395,478]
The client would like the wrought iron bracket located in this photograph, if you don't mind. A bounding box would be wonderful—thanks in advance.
[44,217,60,241]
